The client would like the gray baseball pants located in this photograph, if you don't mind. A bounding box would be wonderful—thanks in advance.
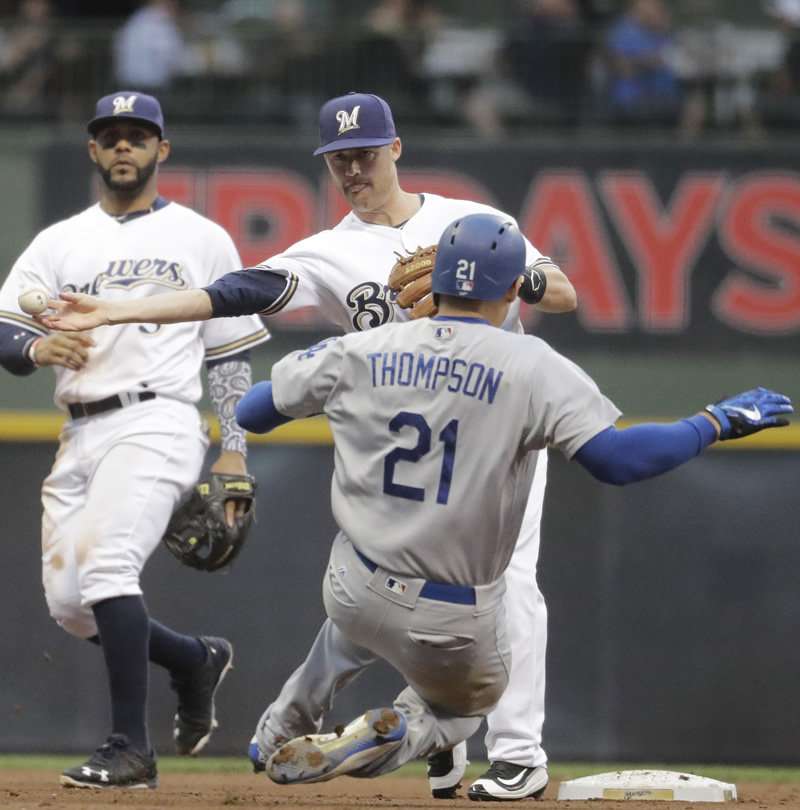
[255,531,510,773]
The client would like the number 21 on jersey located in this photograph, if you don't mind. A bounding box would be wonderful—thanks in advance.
[383,411,458,505]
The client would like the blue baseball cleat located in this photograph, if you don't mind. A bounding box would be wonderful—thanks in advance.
[249,735,267,773]
[267,707,406,785]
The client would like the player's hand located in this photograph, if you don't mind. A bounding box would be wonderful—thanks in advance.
[705,387,793,440]
[210,450,250,527]
[37,292,111,332]
[33,332,96,370]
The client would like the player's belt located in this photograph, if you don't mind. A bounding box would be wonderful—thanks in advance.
[67,391,156,420]
[354,547,476,605]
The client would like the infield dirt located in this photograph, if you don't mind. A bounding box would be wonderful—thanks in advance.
[1,770,798,809]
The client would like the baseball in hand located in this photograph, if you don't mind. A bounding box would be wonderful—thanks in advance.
[17,284,50,315]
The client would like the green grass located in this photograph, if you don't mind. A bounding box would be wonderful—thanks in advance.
[0,755,250,773]
[3,755,800,784]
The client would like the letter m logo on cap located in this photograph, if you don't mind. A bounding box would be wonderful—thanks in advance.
[336,105,361,134]
[112,95,138,116]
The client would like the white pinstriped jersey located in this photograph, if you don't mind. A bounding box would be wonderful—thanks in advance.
[0,202,269,410]
[271,317,621,586]
[252,193,544,334]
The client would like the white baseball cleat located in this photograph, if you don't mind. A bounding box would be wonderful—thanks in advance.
[428,740,469,798]
[267,707,406,784]
[468,761,548,801]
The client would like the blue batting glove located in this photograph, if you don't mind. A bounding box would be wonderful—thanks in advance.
[705,387,793,440]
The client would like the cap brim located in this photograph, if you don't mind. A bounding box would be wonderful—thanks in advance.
[313,136,396,156]
[88,116,163,137]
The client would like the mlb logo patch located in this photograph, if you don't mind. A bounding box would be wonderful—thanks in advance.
[456,280,474,293]
[435,326,453,340]
[385,577,408,595]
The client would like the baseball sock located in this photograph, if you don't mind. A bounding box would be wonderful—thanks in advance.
[92,595,151,754]
[148,619,207,676]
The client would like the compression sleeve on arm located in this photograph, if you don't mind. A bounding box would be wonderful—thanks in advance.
[235,380,294,434]
[0,322,40,375]
[206,351,252,455]
[573,414,718,485]
[204,268,291,318]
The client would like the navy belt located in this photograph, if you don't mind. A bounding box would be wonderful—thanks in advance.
[67,391,156,420]
[354,547,476,605]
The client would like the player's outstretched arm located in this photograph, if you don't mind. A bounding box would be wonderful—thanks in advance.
[574,387,792,486]
[39,289,214,331]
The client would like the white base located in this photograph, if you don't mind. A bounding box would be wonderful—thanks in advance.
[557,769,737,802]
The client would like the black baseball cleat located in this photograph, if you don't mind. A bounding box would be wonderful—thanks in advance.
[427,740,469,798]
[60,734,157,789]
[171,636,233,755]
[467,761,548,801]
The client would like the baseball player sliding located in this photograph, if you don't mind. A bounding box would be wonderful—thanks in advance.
[40,91,574,800]
[0,92,269,789]
[233,212,792,790]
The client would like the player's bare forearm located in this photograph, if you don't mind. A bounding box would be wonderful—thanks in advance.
[210,450,247,476]
[39,289,213,331]
[535,265,577,313]
[104,289,214,325]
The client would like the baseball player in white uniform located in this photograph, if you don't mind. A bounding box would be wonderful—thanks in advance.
[40,92,576,800]
[233,213,791,790]
[0,92,269,789]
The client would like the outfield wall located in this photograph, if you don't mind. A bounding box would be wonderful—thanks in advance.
[2,438,799,764]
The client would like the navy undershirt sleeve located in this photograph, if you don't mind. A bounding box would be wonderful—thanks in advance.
[235,380,293,434]
[0,321,39,375]
[204,268,288,317]
[573,415,718,485]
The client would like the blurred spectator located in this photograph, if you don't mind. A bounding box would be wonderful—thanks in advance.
[603,0,683,126]
[113,0,253,121]
[452,0,610,136]
[351,0,435,119]
[502,0,600,125]
[760,0,800,126]
[672,0,766,138]
[112,0,194,91]
[50,0,138,16]
[217,0,328,127]
[0,0,59,117]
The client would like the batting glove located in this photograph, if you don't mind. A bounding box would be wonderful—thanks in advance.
[705,387,793,440]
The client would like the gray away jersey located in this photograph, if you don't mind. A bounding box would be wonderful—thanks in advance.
[271,317,621,586]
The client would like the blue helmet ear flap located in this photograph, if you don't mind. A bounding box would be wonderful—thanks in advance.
[432,213,526,301]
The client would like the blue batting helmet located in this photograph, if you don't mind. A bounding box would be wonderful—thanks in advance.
[432,213,527,301]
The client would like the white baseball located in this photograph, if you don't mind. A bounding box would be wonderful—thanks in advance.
[18,284,50,316]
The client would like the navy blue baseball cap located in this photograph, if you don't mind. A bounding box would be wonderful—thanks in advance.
[87,91,165,138]
[433,214,527,301]
[314,92,396,155]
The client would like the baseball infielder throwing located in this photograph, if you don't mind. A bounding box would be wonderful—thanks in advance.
[233,212,792,789]
[41,91,575,800]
